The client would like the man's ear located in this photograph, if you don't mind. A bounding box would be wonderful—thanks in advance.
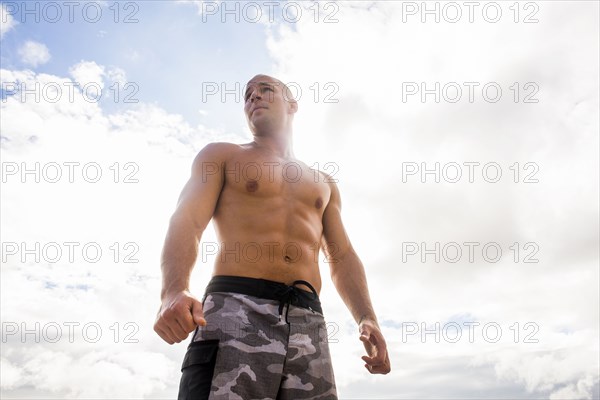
[288,99,298,114]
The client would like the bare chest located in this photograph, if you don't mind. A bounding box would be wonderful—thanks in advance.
[222,155,331,210]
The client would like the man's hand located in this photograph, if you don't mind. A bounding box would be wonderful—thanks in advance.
[154,291,206,344]
[359,318,391,374]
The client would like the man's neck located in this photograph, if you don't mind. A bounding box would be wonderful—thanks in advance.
[251,133,294,159]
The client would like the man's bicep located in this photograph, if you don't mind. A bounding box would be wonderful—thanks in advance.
[172,144,226,232]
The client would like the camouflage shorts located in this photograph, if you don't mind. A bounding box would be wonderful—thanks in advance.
[177,276,337,400]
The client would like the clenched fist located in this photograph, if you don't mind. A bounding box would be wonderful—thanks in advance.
[154,291,206,344]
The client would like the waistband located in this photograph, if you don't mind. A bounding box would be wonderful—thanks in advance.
[204,275,323,317]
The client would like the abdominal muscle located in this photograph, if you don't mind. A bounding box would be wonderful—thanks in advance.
[209,190,326,294]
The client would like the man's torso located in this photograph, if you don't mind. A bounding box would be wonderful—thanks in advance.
[208,143,332,293]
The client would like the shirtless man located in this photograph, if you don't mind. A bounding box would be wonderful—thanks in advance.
[154,74,391,399]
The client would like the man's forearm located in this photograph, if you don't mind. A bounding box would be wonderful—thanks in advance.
[330,251,379,325]
[160,215,202,300]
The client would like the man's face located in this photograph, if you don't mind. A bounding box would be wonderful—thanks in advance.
[243,75,295,132]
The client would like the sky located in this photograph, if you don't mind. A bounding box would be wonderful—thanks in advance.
[1,1,599,399]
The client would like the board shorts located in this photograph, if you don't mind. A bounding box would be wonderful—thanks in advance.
[177,275,338,400]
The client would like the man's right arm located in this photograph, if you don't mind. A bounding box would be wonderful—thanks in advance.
[153,143,228,344]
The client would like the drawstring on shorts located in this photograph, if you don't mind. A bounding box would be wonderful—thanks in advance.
[274,280,318,324]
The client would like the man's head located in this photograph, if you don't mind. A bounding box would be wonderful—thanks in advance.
[243,74,298,137]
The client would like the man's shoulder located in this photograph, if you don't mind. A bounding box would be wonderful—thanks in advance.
[202,141,244,154]
[193,142,244,163]
[312,169,338,191]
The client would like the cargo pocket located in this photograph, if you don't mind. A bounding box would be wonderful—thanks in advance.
[177,339,220,400]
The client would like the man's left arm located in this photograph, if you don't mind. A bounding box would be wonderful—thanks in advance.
[321,180,391,375]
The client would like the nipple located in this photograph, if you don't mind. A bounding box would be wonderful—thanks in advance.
[246,180,259,192]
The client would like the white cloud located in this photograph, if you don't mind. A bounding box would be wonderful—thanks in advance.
[472,340,599,399]
[17,41,51,67]
[1,2,598,398]
[265,1,599,398]
[105,66,127,84]
[549,375,598,400]
[69,60,106,90]
[65,61,128,101]
[0,65,217,398]
[0,357,23,390]
[0,3,17,39]
[12,349,177,398]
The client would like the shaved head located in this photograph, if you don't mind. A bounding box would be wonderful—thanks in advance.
[246,74,296,103]
[243,73,298,138]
